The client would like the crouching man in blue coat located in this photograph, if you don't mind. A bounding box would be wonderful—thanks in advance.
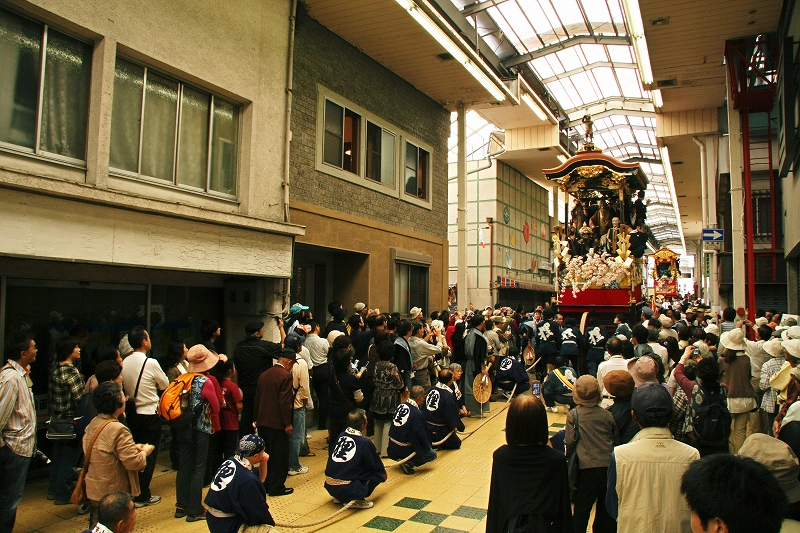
[324,409,387,509]
[423,370,465,450]
[388,385,437,476]
[205,434,275,533]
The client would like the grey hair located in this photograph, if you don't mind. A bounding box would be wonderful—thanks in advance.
[449,363,462,372]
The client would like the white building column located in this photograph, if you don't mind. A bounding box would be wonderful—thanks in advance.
[457,102,468,311]
[726,70,746,310]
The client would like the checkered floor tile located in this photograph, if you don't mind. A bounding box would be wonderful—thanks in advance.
[364,498,487,532]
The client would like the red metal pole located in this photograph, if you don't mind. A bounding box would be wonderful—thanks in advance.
[742,110,757,321]
[767,111,777,281]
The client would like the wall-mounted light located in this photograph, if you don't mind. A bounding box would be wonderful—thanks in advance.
[621,0,654,86]
[522,93,547,121]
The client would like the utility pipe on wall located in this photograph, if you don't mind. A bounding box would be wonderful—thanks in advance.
[693,136,708,301]
[281,0,299,314]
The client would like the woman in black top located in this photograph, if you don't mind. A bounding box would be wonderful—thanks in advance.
[487,395,572,533]
[327,348,363,453]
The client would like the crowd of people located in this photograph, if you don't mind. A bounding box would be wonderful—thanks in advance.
[4,295,800,533]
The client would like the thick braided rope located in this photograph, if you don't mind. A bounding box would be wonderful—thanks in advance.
[457,382,517,439]
[383,427,456,468]
[272,499,356,528]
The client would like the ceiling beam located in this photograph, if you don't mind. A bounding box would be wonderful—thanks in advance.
[460,0,510,17]
[540,62,639,84]
[501,35,631,68]
[566,99,655,123]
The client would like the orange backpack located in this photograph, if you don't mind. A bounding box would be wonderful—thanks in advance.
[158,373,202,428]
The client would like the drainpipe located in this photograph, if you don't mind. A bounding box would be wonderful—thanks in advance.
[693,136,708,301]
[281,0,298,314]
[487,218,494,304]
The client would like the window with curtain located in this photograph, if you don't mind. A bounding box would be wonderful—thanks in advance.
[0,7,91,162]
[323,99,360,175]
[404,141,429,200]
[109,57,239,197]
[395,262,428,316]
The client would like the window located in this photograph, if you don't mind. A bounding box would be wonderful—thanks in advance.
[109,57,239,196]
[366,121,395,185]
[395,262,428,316]
[754,191,772,238]
[0,7,92,162]
[323,100,360,174]
[404,142,429,200]
[317,87,431,207]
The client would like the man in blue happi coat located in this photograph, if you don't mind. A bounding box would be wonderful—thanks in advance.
[324,409,386,509]
[535,308,561,367]
[388,385,437,475]
[494,352,531,397]
[205,435,274,533]
[423,370,465,450]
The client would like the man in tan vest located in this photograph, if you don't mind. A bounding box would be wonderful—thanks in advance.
[605,382,699,533]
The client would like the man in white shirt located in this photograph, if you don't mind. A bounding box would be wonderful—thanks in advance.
[303,321,330,431]
[121,327,169,507]
[284,333,313,477]
[658,315,678,341]
[646,327,670,378]
[596,337,629,396]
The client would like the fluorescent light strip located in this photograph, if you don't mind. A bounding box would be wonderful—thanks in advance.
[651,89,663,109]
[659,145,687,255]
[522,93,548,121]
[621,0,654,86]
[397,0,506,102]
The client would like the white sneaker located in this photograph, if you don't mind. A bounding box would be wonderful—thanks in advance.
[548,406,559,413]
[288,466,309,476]
[350,499,374,509]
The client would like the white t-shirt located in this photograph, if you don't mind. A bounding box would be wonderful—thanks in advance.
[121,351,170,415]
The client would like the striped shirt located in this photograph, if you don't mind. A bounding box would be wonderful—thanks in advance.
[0,359,37,457]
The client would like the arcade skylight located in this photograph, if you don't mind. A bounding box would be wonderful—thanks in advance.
[448,0,684,253]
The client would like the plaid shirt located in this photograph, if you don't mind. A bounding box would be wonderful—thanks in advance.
[670,387,690,442]
[0,360,37,457]
[761,357,784,414]
[48,363,84,419]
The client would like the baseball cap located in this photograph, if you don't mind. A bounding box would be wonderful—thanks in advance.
[354,302,366,312]
[631,382,673,424]
[641,306,654,318]
[284,332,305,348]
[290,303,309,314]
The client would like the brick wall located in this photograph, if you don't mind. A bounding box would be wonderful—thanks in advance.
[290,8,450,240]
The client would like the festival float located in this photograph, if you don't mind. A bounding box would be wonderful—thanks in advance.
[652,247,681,300]
[543,116,650,320]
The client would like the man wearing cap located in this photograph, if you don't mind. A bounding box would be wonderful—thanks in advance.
[658,315,678,340]
[284,333,312,477]
[605,382,700,533]
[388,386,437,475]
[286,303,309,334]
[408,307,423,321]
[324,409,386,509]
[353,303,367,321]
[639,306,654,327]
[205,435,275,533]
[423,370,465,449]
[627,356,660,388]
[232,320,284,437]
[253,349,296,496]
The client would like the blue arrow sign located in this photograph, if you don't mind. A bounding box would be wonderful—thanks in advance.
[702,228,724,242]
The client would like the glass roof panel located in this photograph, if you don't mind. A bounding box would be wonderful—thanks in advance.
[451,0,684,252]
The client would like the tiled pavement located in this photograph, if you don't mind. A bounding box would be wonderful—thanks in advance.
[13,402,568,533]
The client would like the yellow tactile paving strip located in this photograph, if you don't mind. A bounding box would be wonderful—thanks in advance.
[14,405,568,533]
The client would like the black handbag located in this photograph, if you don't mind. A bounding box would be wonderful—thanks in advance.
[46,415,76,440]
[566,408,580,490]
[125,359,147,421]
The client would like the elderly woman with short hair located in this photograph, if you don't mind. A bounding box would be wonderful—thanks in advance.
[83,381,154,527]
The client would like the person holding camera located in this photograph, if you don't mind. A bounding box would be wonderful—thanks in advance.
[408,321,445,389]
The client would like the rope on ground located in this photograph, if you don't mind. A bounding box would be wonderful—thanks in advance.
[272,500,356,528]
[457,383,517,439]
[383,428,455,468]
